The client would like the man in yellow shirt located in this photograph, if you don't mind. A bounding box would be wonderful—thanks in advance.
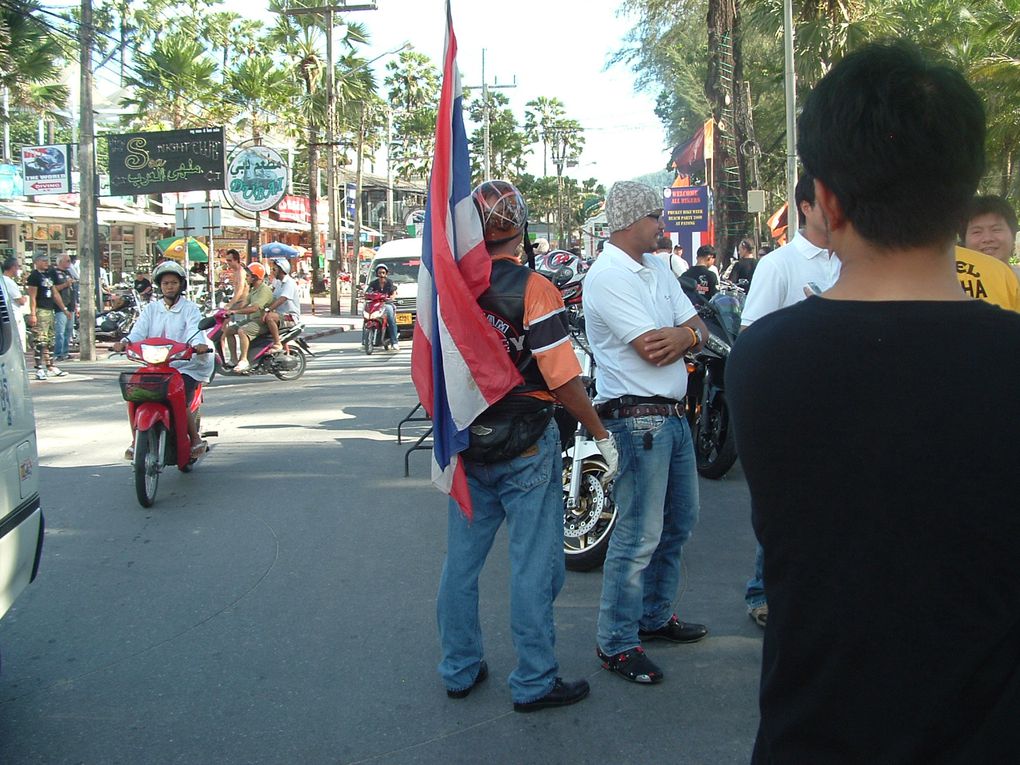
[954,245,1020,311]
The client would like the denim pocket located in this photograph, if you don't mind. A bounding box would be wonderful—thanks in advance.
[631,415,666,433]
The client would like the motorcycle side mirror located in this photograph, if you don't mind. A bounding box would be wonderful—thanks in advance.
[198,317,217,330]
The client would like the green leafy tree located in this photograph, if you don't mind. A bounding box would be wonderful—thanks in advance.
[120,32,218,129]
[385,48,440,180]
[466,90,530,183]
[523,96,567,177]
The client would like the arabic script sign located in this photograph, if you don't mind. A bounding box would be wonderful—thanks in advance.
[107,127,225,196]
[226,145,288,212]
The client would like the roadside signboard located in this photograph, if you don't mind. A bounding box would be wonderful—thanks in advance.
[21,144,72,195]
[107,127,225,196]
[663,185,710,232]
[226,145,288,212]
[175,202,222,237]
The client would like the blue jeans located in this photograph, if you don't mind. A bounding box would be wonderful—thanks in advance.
[54,309,71,357]
[597,414,700,656]
[383,303,398,345]
[745,543,766,609]
[437,422,564,703]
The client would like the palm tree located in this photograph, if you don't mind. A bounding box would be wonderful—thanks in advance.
[226,54,295,143]
[120,32,218,129]
[523,96,567,177]
[0,0,70,159]
[384,48,440,180]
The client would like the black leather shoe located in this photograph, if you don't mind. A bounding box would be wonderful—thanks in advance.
[513,677,590,713]
[446,660,488,699]
[638,614,708,644]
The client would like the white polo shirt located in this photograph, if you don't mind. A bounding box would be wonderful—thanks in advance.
[126,297,214,382]
[740,231,841,325]
[583,242,697,403]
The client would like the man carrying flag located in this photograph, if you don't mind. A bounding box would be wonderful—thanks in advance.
[410,1,617,714]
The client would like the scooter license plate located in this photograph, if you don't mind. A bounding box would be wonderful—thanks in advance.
[396,312,413,326]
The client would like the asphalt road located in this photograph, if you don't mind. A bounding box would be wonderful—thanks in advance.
[0,332,762,765]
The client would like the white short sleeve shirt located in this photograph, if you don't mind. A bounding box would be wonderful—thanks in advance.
[583,242,697,403]
[740,232,841,325]
[126,298,214,382]
[272,275,301,317]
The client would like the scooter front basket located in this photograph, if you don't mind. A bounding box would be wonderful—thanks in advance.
[119,371,170,403]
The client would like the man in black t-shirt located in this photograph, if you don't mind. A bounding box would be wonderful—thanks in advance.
[53,254,76,361]
[134,271,153,303]
[685,245,719,299]
[727,238,757,291]
[26,253,71,379]
[365,264,399,349]
[729,44,1020,764]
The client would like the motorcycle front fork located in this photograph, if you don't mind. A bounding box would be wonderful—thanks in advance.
[566,428,587,510]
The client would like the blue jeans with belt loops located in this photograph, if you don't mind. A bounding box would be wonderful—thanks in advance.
[436,422,564,703]
[597,414,700,656]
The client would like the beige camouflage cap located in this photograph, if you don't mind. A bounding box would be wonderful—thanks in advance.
[605,181,663,233]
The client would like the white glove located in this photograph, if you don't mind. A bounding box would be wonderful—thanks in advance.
[595,434,620,482]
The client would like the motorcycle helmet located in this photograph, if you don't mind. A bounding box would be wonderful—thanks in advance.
[246,262,267,281]
[152,260,188,290]
[272,258,290,275]
[375,264,389,275]
[471,180,528,244]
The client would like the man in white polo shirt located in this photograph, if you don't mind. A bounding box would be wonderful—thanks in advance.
[739,171,840,628]
[584,181,710,686]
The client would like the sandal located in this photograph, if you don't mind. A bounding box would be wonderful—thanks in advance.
[597,646,663,684]
[190,441,208,459]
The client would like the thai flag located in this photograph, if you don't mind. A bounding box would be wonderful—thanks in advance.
[410,0,523,518]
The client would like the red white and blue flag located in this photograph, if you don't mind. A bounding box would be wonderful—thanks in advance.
[411,0,523,518]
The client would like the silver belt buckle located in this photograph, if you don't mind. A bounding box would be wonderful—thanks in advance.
[672,401,684,418]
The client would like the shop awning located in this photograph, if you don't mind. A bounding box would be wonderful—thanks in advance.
[98,205,173,227]
[0,203,31,221]
[0,199,80,221]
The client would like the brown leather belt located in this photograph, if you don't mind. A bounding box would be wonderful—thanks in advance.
[597,397,686,419]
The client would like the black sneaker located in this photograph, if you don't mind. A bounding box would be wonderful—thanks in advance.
[597,646,663,684]
[638,614,708,644]
[446,660,488,699]
[513,677,590,712]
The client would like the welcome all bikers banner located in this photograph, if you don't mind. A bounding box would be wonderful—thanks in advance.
[106,127,225,197]
[663,185,710,233]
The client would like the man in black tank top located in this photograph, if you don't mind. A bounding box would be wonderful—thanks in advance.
[436,180,618,713]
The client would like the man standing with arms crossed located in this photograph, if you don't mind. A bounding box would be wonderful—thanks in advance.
[738,171,840,628]
[584,181,709,685]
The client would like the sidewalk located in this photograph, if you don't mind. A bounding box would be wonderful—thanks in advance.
[297,294,362,341]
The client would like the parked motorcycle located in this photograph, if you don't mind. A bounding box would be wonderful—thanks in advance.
[559,336,617,571]
[536,250,587,333]
[117,324,217,507]
[361,291,393,355]
[205,308,313,381]
[680,277,744,479]
[96,291,139,341]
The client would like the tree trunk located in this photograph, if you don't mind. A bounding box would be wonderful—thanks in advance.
[705,0,755,269]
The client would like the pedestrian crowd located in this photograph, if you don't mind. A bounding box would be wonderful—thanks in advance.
[430,39,1020,764]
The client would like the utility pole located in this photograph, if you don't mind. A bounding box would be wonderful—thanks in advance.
[783,0,798,228]
[78,0,98,361]
[279,2,377,315]
[350,103,366,314]
[466,49,515,181]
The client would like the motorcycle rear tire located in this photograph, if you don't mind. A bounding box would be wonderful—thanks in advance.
[272,347,307,381]
[134,425,163,507]
[693,392,738,479]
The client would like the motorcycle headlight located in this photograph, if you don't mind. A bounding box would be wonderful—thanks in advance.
[141,344,173,364]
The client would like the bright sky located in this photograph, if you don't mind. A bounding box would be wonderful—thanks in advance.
[219,0,671,186]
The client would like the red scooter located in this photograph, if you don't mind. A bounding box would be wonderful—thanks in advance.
[362,291,393,355]
[118,326,216,507]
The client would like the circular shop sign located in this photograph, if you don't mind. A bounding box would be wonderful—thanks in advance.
[226,145,289,212]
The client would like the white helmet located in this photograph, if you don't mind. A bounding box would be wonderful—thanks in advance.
[152,260,188,290]
[272,257,290,274]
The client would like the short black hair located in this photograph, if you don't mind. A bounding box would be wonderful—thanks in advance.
[962,195,1019,237]
[656,236,673,251]
[227,249,240,261]
[798,42,985,248]
[696,245,716,259]
[2,256,17,272]
[795,172,816,227]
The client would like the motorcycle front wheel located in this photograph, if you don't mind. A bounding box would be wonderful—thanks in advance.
[133,425,164,507]
[362,325,374,355]
[563,458,617,572]
[693,392,738,479]
[272,347,307,381]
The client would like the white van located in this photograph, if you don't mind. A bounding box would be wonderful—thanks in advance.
[367,238,422,337]
[0,277,44,631]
